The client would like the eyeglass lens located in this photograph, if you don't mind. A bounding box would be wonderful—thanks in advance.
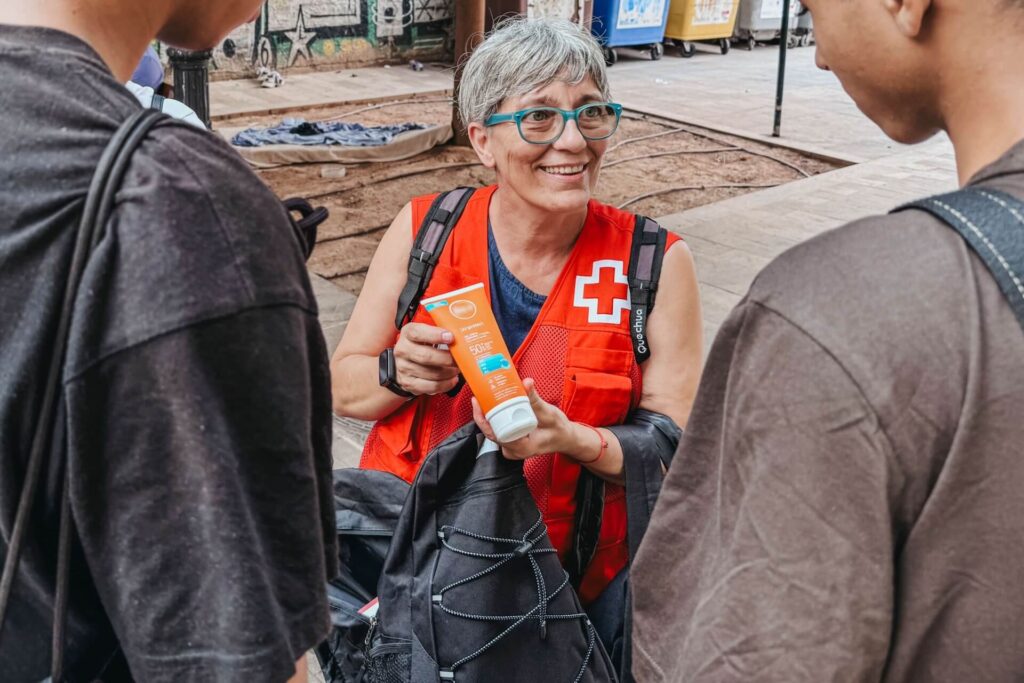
[519,104,619,143]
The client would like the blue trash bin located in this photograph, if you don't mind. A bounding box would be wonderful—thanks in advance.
[591,0,671,65]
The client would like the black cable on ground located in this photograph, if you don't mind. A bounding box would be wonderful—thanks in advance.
[315,222,391,246]
[611,118,813,178]
[304,161,483,200]
[321,97,454,122]
[603,146,739,168]
[607,127,689,153]
[617,182,781,210]
[325,265,370,280]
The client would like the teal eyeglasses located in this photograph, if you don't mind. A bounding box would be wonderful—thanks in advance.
[484,103,624,145]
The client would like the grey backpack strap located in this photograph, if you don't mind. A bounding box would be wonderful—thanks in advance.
[895,187,1024,332]
[394,187,476,330]
[150,94,166,111]
[627,215,669,362]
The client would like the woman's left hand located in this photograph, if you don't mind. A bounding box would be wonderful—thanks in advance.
[471,378,574,461]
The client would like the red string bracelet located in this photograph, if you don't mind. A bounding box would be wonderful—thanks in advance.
[577,423,607,465]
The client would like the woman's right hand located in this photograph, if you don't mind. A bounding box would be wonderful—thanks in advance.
[392,323,461,396]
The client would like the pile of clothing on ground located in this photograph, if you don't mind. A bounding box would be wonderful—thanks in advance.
[231,118,428,147]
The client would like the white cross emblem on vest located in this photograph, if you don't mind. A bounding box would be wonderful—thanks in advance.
[573,259,631,325]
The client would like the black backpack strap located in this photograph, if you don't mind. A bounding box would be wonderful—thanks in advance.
[283,196,329,260]
[895,187,1024,332]
[0,109,164,682]
[627,215,669,362]
[394,187,476,330]
[567,470,604,591]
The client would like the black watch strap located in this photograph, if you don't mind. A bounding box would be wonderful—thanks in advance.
[379,347,414,398]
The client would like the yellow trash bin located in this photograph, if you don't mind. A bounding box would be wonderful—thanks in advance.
[664,0,741,57]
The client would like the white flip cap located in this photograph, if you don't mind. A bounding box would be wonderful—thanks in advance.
[486,396,538,443]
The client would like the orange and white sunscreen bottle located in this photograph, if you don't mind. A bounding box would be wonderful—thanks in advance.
[421,283,538,442]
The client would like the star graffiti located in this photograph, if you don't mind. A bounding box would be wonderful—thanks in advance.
[285,6,318,66]
[414,0,453,23]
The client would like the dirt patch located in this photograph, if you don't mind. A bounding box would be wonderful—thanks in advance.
[244,95,840,295]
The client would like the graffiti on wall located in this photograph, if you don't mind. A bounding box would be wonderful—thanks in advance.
[527,0,579,23]
[528,0,577,22]
[184,0,453,76]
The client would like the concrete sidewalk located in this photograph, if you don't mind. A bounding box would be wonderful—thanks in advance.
[607,46,908,163]
[210,63,452,120]
[665,137,956,344]
[213,47,958,470]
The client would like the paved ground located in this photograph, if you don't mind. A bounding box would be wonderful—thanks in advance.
[607,45,906,163]
[210,63,452,120]
[309,275,368,469]
[665,137,956,345]
[212,44,958,470]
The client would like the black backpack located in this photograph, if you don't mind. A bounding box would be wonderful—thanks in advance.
[343,424,617,683]
[317,468,410,682]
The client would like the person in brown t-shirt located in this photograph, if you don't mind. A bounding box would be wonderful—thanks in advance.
[631,1,1024,681]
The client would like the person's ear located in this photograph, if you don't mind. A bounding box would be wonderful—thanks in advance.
[467,122,496,169]
[882,0,933,38]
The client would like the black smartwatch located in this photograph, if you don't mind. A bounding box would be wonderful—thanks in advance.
[379,347,414,398]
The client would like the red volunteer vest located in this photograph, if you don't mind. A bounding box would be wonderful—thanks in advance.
[360,185,681,603]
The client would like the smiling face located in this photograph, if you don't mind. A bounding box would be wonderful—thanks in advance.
[468,76,612,216]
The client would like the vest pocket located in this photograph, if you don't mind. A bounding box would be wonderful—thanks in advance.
[375,400,419,454]
[566,346,634,376]
[562,371,633,427]
[370,398,431,483]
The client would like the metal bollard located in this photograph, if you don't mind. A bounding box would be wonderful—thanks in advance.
[167,48,213,129]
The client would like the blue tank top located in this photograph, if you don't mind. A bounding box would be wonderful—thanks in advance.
[488,224,547,354]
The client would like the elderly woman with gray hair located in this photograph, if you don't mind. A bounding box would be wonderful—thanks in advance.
[331,17,703,665]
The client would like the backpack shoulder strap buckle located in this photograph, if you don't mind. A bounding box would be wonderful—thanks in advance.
[627,214,669,362]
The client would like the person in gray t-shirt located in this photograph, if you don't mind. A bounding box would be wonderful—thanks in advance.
[0,2,334,682]
[632,1,1024,681]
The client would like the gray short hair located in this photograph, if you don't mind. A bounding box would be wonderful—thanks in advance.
[457,18,611,129]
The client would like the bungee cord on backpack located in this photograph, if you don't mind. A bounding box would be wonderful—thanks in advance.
[433,514,598,683]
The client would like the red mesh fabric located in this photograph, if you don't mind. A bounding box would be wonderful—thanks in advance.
[359,429,379,469]
[628,358,643,408]
[426,390,474,452]
[418,325,570,516]
[517,325,569,516]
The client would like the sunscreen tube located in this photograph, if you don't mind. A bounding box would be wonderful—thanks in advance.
[421,283,538,442]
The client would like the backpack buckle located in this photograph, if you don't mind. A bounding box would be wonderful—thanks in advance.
[632,281,656,307]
